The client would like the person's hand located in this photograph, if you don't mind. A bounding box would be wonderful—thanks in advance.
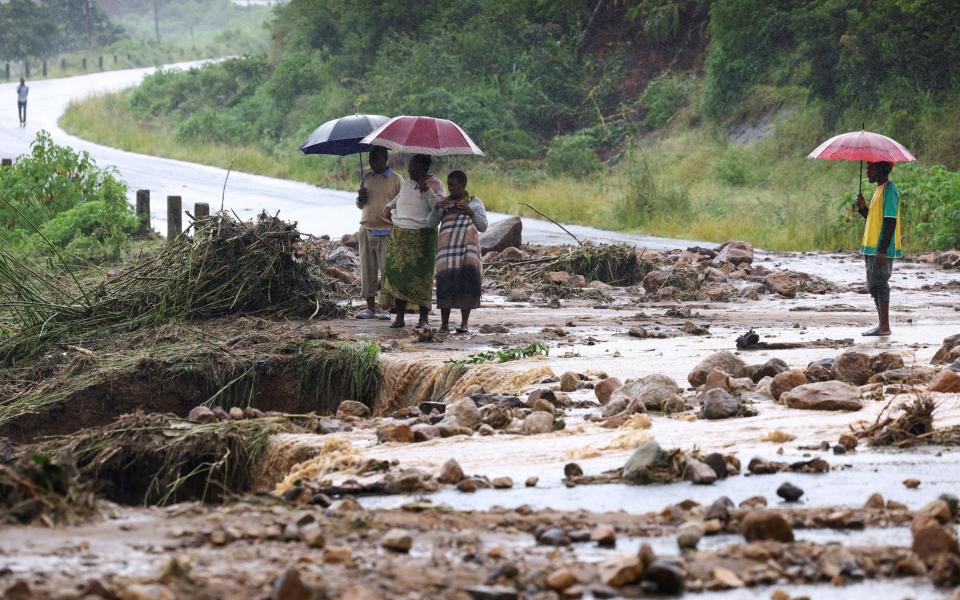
[876,253,887,269]
[855,193,866,211]
[436,197,453,209]
[357,186,368,205]
[415,178,429,192]
[457,200,474,216]
[383,206,393,220]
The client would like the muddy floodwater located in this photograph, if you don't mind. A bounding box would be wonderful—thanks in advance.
[2,247,960,599]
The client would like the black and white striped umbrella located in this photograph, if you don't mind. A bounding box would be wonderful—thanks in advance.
[299,114,390,156]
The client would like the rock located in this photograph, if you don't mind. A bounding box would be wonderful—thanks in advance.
[703,267,729,282]
[751,358,789,382]
[227,406,244,420]
[764,271,796,298]
[712,566,745,589]
[492,477,513,489]
[622,441,665,480]
[187,405,216,423]
[777,482,804,502]
[931,370,960,393]
[628,326,649,338]
[601,396,629,419]
[714,240,754,266]
[270,566,315,600]
[933,334,960,364]
[835,352,872,386]
[123,584,175,600]
[446,397,481,429]
[782,381,862,411]
[701,368,736,396]
[805,361,834,382]
[839,433,858,450]
[770,370,807,401]
[702,388,740,420]
[644,559,686,594]
[545,271,570,285]
[546,567,577,592]
[610,374,682,412]
[537,527,571,546]
[688,351,747,386]
[595,377,623,405]
[871,352,905,373]
[499,247,524,261]
[411,423,441,442]
[741,510,794,542]
[942,494,960,518]
[677,522,705,549]
[565,274,586,288]
[522,411,554,435]
[921,500,954,524]
[336,400,369,418]
[681,320,709,335]
[864,493,885,509]
[904,478,921,489]
[480,216,522,253]
[381,528,412,553]
[590,525,616,547]
[738,283,766,299]
[912,516,959,560]
[564,463,583,478]
[528,398,553,416]
[299,523,325,548]
[478,423,495,436]
[457,478,479,493]
[643,269,669,293]
[599,555,645,587]
[377,423,413,443]
[525,388,557,408]
[420,401,446,415]
[683,459,718,485]
[437,458,464,484]
[560,371,580,392]
[525,476,538,487]
[322,545,353,564]
[465,586,519,600]
[702,453,728,480]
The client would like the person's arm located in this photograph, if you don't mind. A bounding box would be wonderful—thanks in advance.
[467,198,488,232]
[877,217,897,258]
[855,193,868,219]
[426,202,444,228]
[383,195,397,220]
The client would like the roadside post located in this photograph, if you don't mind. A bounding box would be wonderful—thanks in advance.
[136,190,151,232]
[167,196,182,239]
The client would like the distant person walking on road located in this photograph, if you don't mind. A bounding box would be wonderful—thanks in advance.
[856,160,901,336]
[16,78,28,127]
[381,154,445,329]
[428,170,488,333]
[355,146,403,320]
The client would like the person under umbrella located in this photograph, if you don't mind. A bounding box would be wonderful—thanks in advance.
[355,146,403,319]
[381,154,446,328]
[855,161,901,336]
[427,170,487,333]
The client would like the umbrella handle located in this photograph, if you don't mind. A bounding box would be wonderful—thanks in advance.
[858,159,863,196]
[358,152,364,188]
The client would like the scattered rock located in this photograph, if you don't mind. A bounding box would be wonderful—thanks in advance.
[688,351,747,386]
[545,271,570,285]
[522,411,555,435]
[595,377,623,405]
[465,586,519,600]
[377,423,413,443]
[644,559,686,594]
[714,240,754,266]
[565,274,586,288]
[781,381,862,411]
[560,371,580,392]
[411,423,441,442]
[270,567,315,600]
[546,568,577,592]
[871,352,905,373]
[610,374,682,413]
[838,433,858,450]
[446,398,482,429]
[492,477,513,489]
[457,478,479,493]
[525,388,557,408]
[712,566,745,589]
[930,369,960,393]
[683,459,718,485]
[437,458,465,484]
[187,406,216,423]
[681,321,709,335]
[750,358,789,382]
[912,516,959,560]
[941,494,960,518]
[770,370,807,401]
[622,440,665,480]
[381,528,413,553]
[480,216,522,253]
[701,368,736,396]
[677,522,705,549]
[805,361,834,383]
[932,334,960,365]
[598,555,645,587]
[706,498,732,523]
[834,352,872,386]
[123,584,175,600]
[702,388,740,420]
[741,510,794,542]
[299,523,325,548]
[904,478,922,489]
[590,525,616,547]
[525,476,538,487]
[530,397,555,415]
[702,453,728,480]
[322,546,352,564]
[777,482,804,502]
[864,493,885,509]
[764,271,796,298]
[336,400,369,418]
[564,463,583,478]
[537,527,571,546]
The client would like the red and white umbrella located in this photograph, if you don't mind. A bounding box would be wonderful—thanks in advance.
[360,116,484,157]
[807,130,916,163]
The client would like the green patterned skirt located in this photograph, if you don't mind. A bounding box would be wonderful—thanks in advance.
[380,225,437,308]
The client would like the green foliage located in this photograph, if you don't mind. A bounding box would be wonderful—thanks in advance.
[619,156,690,227]
[713,146,756,187]
[640,72,693,130]
[546,134,601,178]
[624,0,710,45]
[446,343,550,367]
[0,131,135,260]
[0,0,122,60]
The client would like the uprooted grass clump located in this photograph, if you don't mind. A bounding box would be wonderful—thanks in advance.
[0,452,99,525]
[0,212,348,366]
[485,243,658,291]
[35,411,315,506]
[854,395,936,447]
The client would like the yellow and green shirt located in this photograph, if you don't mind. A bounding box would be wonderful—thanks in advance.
[861,181,902,258]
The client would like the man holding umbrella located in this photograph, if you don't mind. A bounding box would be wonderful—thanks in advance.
[355,146,402,319]
[856,161,901,336]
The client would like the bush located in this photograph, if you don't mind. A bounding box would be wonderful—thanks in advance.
[713,146,756,187]
[640,72,692,130]
[545,134,601,178]
[619,157,691,226]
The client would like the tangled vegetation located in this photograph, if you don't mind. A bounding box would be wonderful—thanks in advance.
[446,343,550,368]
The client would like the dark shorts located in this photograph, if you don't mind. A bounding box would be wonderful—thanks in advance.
[864,255,893,301]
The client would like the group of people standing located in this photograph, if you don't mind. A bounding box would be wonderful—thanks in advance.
[355,148,488,332]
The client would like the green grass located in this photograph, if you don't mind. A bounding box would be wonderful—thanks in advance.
[61,91,865,251]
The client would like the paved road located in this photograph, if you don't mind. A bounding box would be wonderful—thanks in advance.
[0,63,703,249]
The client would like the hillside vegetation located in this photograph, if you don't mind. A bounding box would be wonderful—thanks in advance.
[60,0,960,251]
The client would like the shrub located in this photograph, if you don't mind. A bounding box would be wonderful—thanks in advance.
[545,134,601,178]
[713,146,756,187]
[640,72,693,130]
[619,157,691,226]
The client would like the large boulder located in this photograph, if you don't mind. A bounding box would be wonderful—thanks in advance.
[930,370,960,393]
[480,216,522,253]
[834,352,872,386]
[741,510,794,542]
[933,334,960,365]
[764,271,796,298]
[770,370,807,401]
[782,381,863,411]
[714,241,754,266]
[522,411,555,435]
[595,377,623,405]
[622,440,665,480]
[688,351,747,386]
[610,374,683,413]
[445,398,481,429]
[912,515,959,560]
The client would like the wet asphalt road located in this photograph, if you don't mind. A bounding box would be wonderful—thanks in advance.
[0,63,702,249]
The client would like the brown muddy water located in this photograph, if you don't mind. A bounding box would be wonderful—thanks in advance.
[1,250,959,599]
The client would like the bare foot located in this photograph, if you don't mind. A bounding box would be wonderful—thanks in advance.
[390,320,405,329]
[414,320,429,329]
[438,324,450,333]
[456,326,469,334]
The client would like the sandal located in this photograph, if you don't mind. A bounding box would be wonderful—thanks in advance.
[456,327,470,334]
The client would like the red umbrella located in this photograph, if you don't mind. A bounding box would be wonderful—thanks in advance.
[808,129,916,193]
[360,116,484,157]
